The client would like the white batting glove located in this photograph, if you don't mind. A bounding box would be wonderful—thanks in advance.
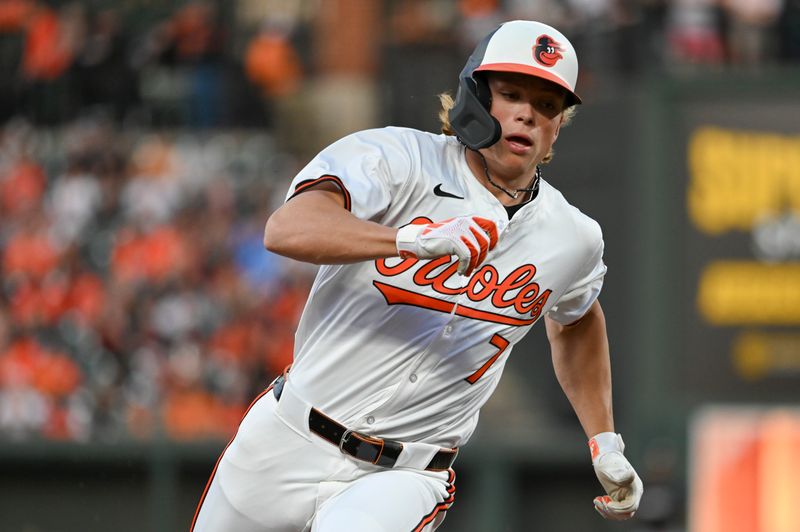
[395,216,499,276]
[589,432,644,520]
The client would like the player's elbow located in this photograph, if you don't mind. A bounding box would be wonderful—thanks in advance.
[263,209,323,263]
[263,210,293,256]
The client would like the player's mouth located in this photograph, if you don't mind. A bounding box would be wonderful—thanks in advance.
[504,135,533,154]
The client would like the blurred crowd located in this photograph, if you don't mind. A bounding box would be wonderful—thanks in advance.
[0,0,265,127]
[0,0,799,443]
[0,117,314,441]
[0,0,798,127]
[387,0,800,101]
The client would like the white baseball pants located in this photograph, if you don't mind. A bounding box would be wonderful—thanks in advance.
[191,383,455,531]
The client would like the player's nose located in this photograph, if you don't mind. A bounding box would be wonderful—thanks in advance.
[515,105,535,125]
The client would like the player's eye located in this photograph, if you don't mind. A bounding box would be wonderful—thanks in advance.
[537,99,563,117]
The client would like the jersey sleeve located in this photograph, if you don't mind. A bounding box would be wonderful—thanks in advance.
[546,231,607,325]
[284,128,413,221]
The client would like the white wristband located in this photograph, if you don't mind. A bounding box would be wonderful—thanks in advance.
[589,432,624,463]
[396,224,424,257]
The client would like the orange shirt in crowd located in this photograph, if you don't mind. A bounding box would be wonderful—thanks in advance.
[111,225,191,284]
[0,160,46,215]
[162,389,245,440]
[7,272,105,328]
[2,229,60,280]
[0,0,33,31]
[0,337,80,396]
[22,6,73,80]
[244,30,302,97]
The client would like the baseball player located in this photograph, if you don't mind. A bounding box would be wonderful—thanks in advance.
[192,20,643,531]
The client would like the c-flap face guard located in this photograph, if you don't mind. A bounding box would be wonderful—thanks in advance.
[449,28,501,151]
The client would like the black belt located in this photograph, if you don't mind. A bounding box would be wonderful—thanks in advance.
[272,375,457,472]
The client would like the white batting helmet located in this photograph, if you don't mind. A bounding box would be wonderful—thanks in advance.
[449,20,581,150]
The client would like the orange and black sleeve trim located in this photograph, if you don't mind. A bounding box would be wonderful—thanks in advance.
[289,175,352,212]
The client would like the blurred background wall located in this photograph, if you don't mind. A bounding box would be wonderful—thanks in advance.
[0,0,799,531]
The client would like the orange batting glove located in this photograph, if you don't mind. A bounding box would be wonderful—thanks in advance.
[395,216,499,276]
[589,432,644,520]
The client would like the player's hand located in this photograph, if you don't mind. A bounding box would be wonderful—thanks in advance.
[395,216,499,276]
[589,432,643,520]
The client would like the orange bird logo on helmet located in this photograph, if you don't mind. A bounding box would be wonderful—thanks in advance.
[533,35,563,67]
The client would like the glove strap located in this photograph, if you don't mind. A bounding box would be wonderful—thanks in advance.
[588,432,624,463]
[396,224,425,259]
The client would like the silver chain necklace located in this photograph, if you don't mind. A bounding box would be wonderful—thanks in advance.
[478,152,540,200]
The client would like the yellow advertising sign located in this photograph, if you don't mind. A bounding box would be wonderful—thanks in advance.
[698,262,800,325]
[688,127,800,234]
[690,126,800,380]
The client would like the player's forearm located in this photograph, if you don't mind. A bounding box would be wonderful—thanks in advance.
[264,189,399,264]
[546,301,614,438]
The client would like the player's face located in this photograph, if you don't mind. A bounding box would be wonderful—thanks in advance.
[482,72,567,181]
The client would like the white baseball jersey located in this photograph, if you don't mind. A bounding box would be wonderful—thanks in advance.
[283,126,606,449]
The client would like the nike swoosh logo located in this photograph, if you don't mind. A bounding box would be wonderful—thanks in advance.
[433,184,464,200]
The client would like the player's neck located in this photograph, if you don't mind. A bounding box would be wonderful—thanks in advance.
[465,149,539,206]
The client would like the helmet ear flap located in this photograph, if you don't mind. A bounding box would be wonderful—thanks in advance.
[449,77,500,150]
[448,28,502,151]
[473,72,492,108]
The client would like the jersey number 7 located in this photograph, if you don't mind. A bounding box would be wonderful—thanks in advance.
[464,334,509,384]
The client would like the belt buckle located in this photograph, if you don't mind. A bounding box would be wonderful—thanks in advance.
[339,430,384,465]
[339,429,354,453]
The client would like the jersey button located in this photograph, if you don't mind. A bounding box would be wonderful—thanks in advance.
[366,416,375,424]
[409,374,418,383]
